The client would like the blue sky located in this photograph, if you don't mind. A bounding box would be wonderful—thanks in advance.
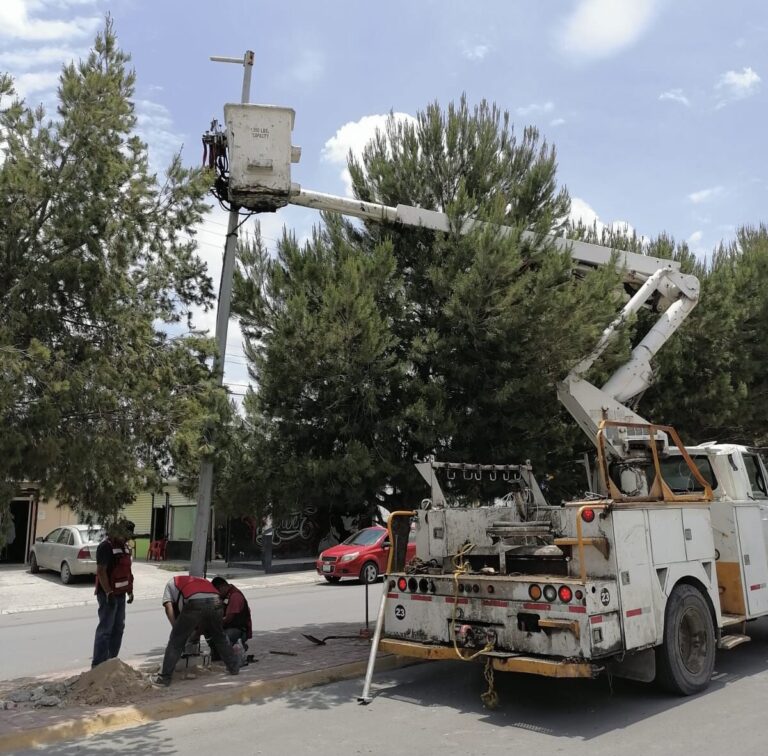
[2,0,766,394]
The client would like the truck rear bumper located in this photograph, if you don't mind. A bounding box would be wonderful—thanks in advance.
[379,638,602,679]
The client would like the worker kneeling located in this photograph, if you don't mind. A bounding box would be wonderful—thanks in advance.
[208,576,252,660]
[150,575,239,687]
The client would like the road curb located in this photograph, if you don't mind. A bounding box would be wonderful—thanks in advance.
[0,655,409,753]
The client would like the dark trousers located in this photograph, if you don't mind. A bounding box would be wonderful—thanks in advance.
[207,627,247,660]
[92,592,126,667]
[159,599,238,680]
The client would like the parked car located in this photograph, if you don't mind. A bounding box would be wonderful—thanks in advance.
[29,525,104,584]
[316,525,416,584]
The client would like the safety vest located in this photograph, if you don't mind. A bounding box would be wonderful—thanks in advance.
[224,586,252,638]
[94,540,133,595]
[173,575,219,599]
[110,543,133,595]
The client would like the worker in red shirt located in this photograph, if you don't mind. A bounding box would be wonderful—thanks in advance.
[150,575,239,687]
[210,576,252,655]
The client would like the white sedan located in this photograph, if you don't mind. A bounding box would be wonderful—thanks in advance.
[29,525,103,584]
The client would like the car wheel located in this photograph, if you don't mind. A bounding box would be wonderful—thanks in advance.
[30,553,40,574]
[360,561,379,584]
[655,583,715,695]
[60,561,73,585]
[324,576,341,584]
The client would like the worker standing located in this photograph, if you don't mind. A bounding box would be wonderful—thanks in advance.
[150,575,239,687]
[92,520,134,667]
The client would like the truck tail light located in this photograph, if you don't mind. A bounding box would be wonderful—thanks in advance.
[558,585,573,603]
[581,508,595,523]
[397,577,407,592]
[543,584,557,602]
[528,584,542,600]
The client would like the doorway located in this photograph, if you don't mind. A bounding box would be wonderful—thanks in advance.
[0,499,32,563]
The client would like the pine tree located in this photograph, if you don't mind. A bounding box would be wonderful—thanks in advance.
[0,20,222,536]
[231,97,626,515]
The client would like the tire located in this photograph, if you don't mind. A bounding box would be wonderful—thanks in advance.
[324,576,341,584]
[60,561,73,585]
[360,561,379,584]
[656,583,715,695]
[30,553,40,574]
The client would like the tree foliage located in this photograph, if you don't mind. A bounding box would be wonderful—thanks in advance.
[232,98,626,515]
[0,20,223,534]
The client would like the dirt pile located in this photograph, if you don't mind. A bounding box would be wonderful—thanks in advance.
[68,659,150,706]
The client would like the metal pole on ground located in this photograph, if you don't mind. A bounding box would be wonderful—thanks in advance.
[358,580,389,704]
[189,50,255,578]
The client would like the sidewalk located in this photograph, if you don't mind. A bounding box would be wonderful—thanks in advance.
[0,562,319,615]
[0,622,404,753]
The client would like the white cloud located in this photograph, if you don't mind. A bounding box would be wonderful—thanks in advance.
[0,44,85,68]
[550,117,566,127]
[687,230,703,245]
[287,49,325,85]
[569,196,634,236]
[322,112,417,196]
[0,0,100,41]
[14,70,60,96]
[556,0,661,61]
[461,42,491,61]
[659,88,690,106]
[135,99,187,175]
[516,100,555,117]
[716,66,761,106]
[688,186,723,204]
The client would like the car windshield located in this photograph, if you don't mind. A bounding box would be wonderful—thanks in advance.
[343,528,383,546]
[656,455,717,493]
[609,454,717,495]
[77,526,104,543]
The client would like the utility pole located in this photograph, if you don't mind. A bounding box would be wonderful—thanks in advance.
[189,50,255,577]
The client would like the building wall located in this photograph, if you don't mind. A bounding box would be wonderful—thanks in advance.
[35,497,79,537]
[121,491,153,536]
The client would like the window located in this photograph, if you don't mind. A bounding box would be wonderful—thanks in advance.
[742,454,768,498]
[44,528,62,542]
[170,506,196,540]
[57,529,74,545]
[76,526,104,544]
[609,454,718,496]
[657,455,718,493]
[344,528,385,546]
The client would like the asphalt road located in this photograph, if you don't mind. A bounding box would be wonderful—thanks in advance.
[0,577,377,680]
[17,616,768,756]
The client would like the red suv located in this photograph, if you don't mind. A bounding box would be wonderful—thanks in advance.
[316,526,416,584]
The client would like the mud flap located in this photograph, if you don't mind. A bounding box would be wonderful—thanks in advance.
[605,648,656,683]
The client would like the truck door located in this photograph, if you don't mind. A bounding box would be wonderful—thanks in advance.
[735,506,768,615]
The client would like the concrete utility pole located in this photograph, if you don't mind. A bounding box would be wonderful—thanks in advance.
[189,50,255,578]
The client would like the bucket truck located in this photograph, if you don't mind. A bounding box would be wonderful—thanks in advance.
[209,104,768,699]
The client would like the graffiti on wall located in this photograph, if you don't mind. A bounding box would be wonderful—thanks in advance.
[228,503,388,561]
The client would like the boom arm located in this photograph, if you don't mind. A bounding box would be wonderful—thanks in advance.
[291,188,700,458]
[213,103,700,460]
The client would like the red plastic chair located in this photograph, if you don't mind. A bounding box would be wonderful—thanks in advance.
[147,539,167,561]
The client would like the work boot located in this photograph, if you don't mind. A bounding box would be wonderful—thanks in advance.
[149,673,171,688]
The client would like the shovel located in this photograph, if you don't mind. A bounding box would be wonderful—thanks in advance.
[301,633,361,646]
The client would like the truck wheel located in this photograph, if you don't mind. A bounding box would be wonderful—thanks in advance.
[656,584,715,695]
[360,561,379,584]
[60,561,73,585]
[30,553,40,574]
